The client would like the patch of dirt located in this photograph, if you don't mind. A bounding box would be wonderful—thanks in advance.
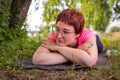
[0,68,89,80]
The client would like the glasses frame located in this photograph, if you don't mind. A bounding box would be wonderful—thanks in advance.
[55,29,75,37]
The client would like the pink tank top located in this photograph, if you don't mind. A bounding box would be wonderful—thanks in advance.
[48,28,95,46]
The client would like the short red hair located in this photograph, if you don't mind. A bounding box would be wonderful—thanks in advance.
[56,8,85,34]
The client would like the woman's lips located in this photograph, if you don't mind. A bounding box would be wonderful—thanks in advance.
[57,39,63,43]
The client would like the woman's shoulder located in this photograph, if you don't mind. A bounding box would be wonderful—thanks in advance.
[48,32,56,42]
[82,28,94,33]
[81,28,95,37]
[77,28,95,45]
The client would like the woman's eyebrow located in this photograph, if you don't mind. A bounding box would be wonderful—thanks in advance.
[63,28,71,32]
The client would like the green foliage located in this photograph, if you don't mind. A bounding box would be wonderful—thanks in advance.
[108,0,115,8]
[42,0,60,23]
[0,36,41,68]
[38,25,51,40]
[100,31,120,51]
[80,0,113,32]
[0,0,38,68]
[0,20,40,68]
[101,37,120,50]
[0,27,27,44]
[41,0,115,32]
[0,0,11,27]
[110,26,120,32]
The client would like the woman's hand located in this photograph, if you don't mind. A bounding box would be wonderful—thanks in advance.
[41,38,58,51]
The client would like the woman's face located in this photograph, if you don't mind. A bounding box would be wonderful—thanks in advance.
[55,21,79,47]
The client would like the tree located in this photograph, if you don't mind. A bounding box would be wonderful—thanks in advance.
[41,0,115,32]
[0,0,11,28]
[80,0,114,31]
[0,0,32,28]
[0,0,32,42]
[8,0,32,28]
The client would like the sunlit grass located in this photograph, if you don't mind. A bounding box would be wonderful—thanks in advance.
[100,31,120,50]
[102,38,120,50]
[0,32,120,79]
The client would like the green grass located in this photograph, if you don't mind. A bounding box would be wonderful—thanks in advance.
[0,32,120,80]
[0,38,41,68]
[86,53,120,80]
[102,37,120,50]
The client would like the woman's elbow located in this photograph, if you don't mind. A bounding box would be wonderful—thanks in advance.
[32,54,43,65]
[77,58,97,67]
[32,53,48,65]
[32,55,39,65]
[85,58,97,67]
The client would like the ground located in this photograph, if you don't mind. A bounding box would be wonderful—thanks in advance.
[0,32,120,80]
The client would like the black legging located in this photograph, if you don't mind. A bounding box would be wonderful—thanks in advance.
[96,35,103,53]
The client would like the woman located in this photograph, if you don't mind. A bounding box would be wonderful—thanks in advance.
[32,8,102,66]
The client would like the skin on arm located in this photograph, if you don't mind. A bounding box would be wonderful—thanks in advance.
[59,36,98,66]
[32,46,68,65]
[42,36,98,66]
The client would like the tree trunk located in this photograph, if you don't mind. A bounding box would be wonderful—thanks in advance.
[9,0,32,28]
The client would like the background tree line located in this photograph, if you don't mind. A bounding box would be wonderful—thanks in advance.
[42,0,119,33]
[39,0,120,38]
[0,0,120,42]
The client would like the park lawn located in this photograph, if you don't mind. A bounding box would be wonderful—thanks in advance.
[0,32,120,80]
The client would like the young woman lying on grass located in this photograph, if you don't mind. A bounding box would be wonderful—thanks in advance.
[32,8,103,66]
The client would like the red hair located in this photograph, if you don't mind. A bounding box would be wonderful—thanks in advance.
[56,9,85,34]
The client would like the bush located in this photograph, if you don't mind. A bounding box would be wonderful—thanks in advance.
[0,26,42,68]
[110,26,120,32]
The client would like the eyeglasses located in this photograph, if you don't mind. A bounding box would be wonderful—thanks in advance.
[55,28,74,37]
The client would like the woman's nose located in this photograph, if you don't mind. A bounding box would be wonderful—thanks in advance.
[57,32,63,38]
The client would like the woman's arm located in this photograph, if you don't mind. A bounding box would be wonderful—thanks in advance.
[32,46,68,65]
[42,36,98,66]
[57,36,98,66]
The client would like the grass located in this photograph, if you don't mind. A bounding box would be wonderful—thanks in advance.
[86,54,120,80]
[100,31,120,50]
[0,32,120,80]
